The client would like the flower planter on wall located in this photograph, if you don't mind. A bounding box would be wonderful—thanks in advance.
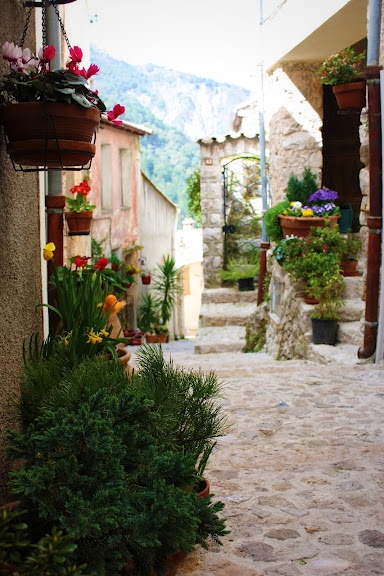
[332,81,365,111]
[64,211,93,235]
[278,214,340,238]
[341,259,358,277]
[0,102,100,168]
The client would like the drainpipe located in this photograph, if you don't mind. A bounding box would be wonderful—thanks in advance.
[257,0,270,306]
[45,0,64,333]
[358,0,383,360]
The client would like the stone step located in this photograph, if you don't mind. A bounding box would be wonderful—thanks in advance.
[339,299,365,322]
[337,320,363,345]
[201,287,258,305]
[307,342,361,364]
[342,275,363,299]
[199,301,257,327]
[194,325,246,354]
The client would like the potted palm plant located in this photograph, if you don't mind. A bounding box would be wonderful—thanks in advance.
[317,46,366,110]
[0,41,125,169]
[308,267,345,345]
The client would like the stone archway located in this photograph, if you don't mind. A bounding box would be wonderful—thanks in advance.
[198,134,260,288]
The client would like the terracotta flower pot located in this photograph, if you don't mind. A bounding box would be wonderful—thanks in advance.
[141,275,151,285]
[145,333,167,344]
[332,81,366,110]
[64,211,93,235]
[278,214,340,239]
[341,259,358,277]
[0,102,100,168]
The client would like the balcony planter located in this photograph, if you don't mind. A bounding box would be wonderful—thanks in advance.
[278,214,340,239]
[0,102,100,169]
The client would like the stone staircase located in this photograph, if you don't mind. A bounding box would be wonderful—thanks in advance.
[195,277,367,363]
[195,287,258,354]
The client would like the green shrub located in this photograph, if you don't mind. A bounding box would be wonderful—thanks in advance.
[286,167,318,204]
[264,200,290,242]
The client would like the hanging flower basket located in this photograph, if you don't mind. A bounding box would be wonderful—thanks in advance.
[0,102,100,169]
[64,210,93,235]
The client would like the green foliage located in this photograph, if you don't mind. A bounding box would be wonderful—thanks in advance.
[220,257,260,283]
[130,344,228,476]
[264,200,290,242]
[137,293,161,334]
[185,166,201,225]
[0,505,93,575]
[286,167,318,204]
[317,47,366,86]
[90,237,106,264]
[244,318,267,353]
[152,256,182,327]
[7,357,228,576]
[339,228,362,261]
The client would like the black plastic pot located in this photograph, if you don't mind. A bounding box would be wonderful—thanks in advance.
[238,277,255,291]
[312,318,338,345]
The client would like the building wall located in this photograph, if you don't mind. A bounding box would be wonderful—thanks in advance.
[138,173,179,336]
[0,1,43,503]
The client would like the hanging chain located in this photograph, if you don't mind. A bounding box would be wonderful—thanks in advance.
[49,0,72,51]
[41,1,47,50]
[19,7,33,48]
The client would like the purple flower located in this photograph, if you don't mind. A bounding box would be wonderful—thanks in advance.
[308,188,338,203]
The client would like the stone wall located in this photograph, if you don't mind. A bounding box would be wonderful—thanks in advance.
[0,1,42,504]
[199,134,260,288]
[267,63,323,202]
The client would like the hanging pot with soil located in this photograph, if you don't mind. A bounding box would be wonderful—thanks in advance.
[332,81,366,111]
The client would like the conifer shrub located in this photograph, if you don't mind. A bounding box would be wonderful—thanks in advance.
[7,357,228,576]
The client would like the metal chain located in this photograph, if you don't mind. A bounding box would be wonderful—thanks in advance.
[49,0,72,51]
[20,6,33,48]
[42,2,47,50]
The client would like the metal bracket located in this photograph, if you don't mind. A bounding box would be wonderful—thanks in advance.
[363,320,378,328]
[368,228,382,234]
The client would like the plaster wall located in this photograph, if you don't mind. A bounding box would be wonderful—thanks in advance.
[0,1,43,503]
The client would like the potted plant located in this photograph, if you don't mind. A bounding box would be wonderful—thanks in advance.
[7,355,228,576]
[219,258,260,291]
[64,178,96,235]
[109,253,124,272]
[0,42,125,168]
[339,229,362,276]
[130,344,229,478]
[317,46,366,110]
[308,267,345,345]
[141,270,152,285]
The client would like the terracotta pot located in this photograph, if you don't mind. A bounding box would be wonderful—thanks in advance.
[332,81,366,110]
[141,275,151,285]
[303,295,319,305]
[278,214,340,239]
[341,259,358,277]
[0,102,100,168]
[64,211,93,235]
[145,333,167,344]
[197,478,210,499]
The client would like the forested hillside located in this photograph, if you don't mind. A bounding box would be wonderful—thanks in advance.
[91,47,249,221]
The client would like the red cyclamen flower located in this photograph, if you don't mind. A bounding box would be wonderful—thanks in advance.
[107,104,125,125]
[94,258,109,270]
[74,255,90,269]
[43,45,55,62]
[69,46,83,63]
[86,64,100,78]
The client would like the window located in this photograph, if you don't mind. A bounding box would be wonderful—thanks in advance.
[120,148,131,208]
[101,144,112,210]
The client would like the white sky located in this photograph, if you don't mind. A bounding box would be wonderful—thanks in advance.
[87,0,260,89]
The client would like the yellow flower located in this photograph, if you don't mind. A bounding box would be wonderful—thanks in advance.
[302,208,314,217]
[87,328,103,344]
[43,242,56,261]
[101,328,109,337]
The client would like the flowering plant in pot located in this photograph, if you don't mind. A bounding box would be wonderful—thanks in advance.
[317,47,366,110]
[317,47,366,86]
[65,178,96,235]
[0,42,125,167]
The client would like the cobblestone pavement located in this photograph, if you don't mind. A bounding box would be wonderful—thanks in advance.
[127,341,384,576]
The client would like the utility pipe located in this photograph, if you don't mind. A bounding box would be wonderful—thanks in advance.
[257,0,270,305]
[358,0,383,359]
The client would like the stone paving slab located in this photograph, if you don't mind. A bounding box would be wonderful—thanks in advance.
[127,342,384,576]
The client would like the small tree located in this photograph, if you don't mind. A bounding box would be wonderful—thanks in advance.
[185,167,201,225]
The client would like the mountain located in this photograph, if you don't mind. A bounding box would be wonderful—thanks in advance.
[90,47,249,221]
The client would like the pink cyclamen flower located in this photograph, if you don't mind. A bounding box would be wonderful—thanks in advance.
[2,41,22,62]
[69,45,83,63]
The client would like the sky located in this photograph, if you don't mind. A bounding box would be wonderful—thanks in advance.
[87,0,260,90]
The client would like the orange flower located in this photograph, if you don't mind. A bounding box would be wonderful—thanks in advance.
[102,294,126,315]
